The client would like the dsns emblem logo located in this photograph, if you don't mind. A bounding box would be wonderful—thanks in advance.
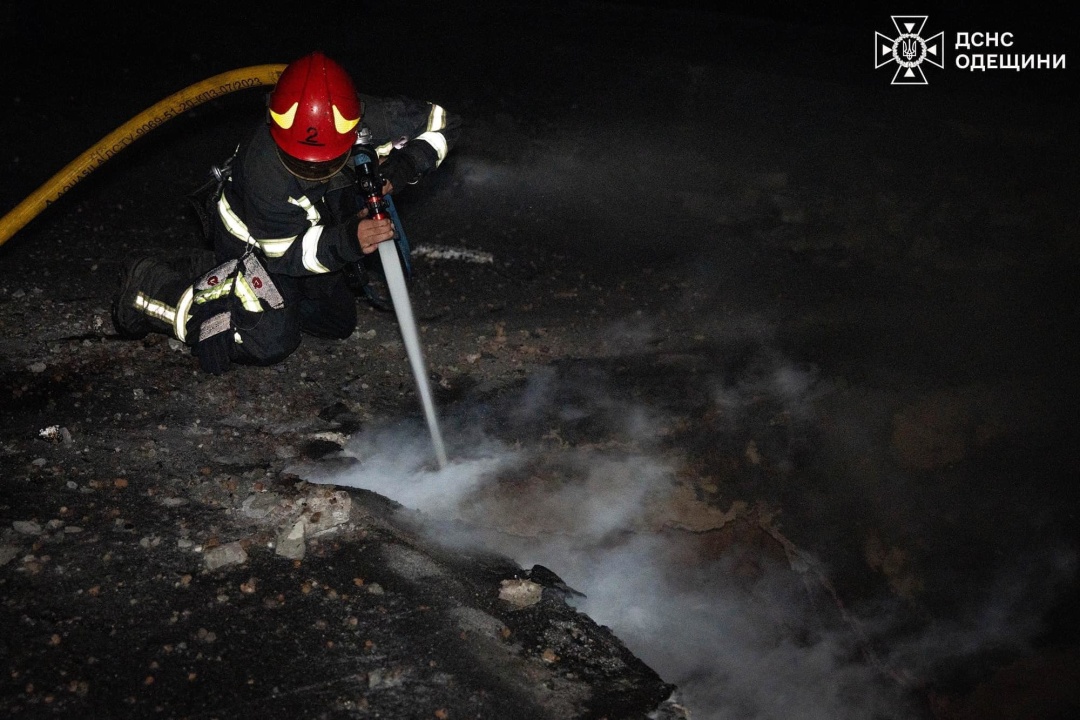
[875,16,945,85]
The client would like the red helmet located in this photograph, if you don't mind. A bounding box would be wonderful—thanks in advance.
[268,51,361,164]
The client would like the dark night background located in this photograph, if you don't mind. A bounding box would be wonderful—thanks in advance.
[1,2,1078,719]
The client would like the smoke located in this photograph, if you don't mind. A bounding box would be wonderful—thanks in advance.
[307,356,1073,720]
[313,423,519,517]
[881,545,1078,678]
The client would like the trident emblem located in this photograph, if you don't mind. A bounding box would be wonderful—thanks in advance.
[902,38,918,62]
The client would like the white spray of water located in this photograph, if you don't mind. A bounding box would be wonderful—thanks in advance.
[378,239,448,469]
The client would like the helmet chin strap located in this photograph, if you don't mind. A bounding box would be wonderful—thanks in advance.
[275,146,351,182]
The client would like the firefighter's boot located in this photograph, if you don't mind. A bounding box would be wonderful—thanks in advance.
[111,256,192,340]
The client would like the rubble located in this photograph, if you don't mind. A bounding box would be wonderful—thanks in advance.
[499,578,544,608]
[202,541,248,571]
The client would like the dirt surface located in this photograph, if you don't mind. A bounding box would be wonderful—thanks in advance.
[2,2,1079,719]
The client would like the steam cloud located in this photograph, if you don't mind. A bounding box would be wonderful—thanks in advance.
[309,355,1073,720]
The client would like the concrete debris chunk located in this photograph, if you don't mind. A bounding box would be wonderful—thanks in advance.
[38,425,72,444]
[302,489,351,536]
[499,578,543,608]
[12,520,43,536]
[203,541,248,571]
[311,431,348,447]
[368,667,409,690]
[275,518,307,560]
[240,491,281,520]
[0,545,19,566]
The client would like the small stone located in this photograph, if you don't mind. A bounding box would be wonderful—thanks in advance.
[203,541,248,571]
[274,519,306,561]
[498,578,542,608]
[303,491,351,536]
[13,520,43,536]
[240,492,280,520]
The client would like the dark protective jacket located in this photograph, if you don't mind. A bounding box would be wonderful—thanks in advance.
[211,94,460,275]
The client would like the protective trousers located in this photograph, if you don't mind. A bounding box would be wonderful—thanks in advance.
[129,253,358,370]
[211,270,358,368]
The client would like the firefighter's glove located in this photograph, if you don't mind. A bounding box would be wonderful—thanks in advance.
[189,297,234,375]
[378,149,419,193]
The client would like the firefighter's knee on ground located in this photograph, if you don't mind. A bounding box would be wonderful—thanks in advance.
[229,307,302,367]
[238,334,301,367]
[310,322,356,341]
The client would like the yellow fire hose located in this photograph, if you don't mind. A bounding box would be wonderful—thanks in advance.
[0,64,287,249]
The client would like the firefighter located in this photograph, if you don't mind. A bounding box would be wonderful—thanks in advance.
[111,51,460,374]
